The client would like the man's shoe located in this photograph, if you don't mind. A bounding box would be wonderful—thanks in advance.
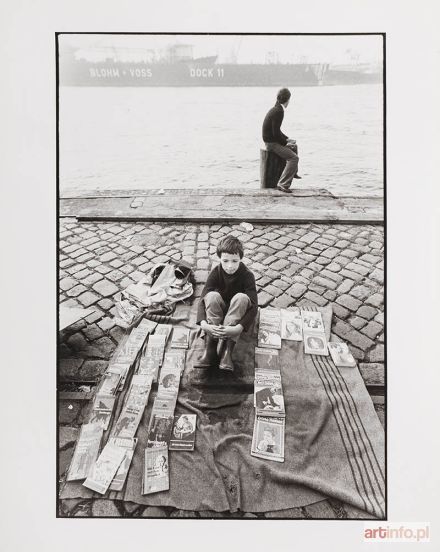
[293,174,302,179]
[197,334,218,368]
[219,339,236,371]
[276,186,293,194]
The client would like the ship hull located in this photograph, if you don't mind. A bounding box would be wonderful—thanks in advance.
[323,69,382,85]
[59,60,325,87]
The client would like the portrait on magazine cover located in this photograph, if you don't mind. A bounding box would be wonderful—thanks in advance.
[57,32,385,519]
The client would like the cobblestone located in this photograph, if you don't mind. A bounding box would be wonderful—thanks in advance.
[336,294,362,312]
[59,219,383,399]
[92,279,119,297]
[357,305,378,320]
[78,291,100,307]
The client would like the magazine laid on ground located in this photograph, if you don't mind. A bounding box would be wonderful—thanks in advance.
[146,414,174,448]
[163,349,186,375]
[89,394,116,431]
[145,334,167,368]
[251,416,285,463]
[137,353,160,381]
[170,327,190,349]
[157,352,182,399]
[115,326,149,365]
[108,437,138,492]
[110,376,151,440]
[254,371,285,417]
[169,414,197,451]
[301,310,325,333]
[83,441,127,494]
[155,324,173,344]
[281,307,303,341]
[137,318,158,334]
[122,374,153,409]
[151,396,178,417]
[66,422,104,482]
[258,308,282,349]
[142,446,169,495]
[303,333,329,356]
[254,347,279,371]
[328,342,357,367]
[106,362,131,392]
[97,372,122,396]
[302,309,329,356]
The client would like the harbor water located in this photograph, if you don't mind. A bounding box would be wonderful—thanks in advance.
[59,84,383,196]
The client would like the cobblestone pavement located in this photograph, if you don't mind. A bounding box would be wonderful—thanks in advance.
[58,219,384,519]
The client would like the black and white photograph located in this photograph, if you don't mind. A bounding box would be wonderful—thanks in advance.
[56,31,386,520]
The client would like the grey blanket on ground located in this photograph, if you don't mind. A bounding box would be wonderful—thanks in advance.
[60,305,385,517]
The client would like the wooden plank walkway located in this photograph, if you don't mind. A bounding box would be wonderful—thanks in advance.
[59,188,383,224]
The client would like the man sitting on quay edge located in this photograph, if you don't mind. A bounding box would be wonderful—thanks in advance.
[262,87,301,193]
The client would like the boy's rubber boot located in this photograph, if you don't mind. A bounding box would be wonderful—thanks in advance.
[219,339,236,372]
[197,334,219,368]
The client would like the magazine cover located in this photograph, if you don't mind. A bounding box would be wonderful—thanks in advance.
[145,334,167,367]
[137,318,157,334]
[304,333,329,356]
[97,372,122,396]
[146,414,174,447]
[254,347,279,371]
[170,327,190,349]
[108,437,138,492]
[83,441,127,494]
[328,342,356,367]
[115,330,146,365]
[162,349,186,375]
[106,361,130,377]
[258,308,282,349]
[89,394,116,431]
[254,373,285,417]
[281,307,303,341]
[155,324,173,344]
[301,310,325,334]
[111,383,149,439]
[123,373,152,410]
[251,416,285,463]
[66,422,103,481]
[142,446,170,495]
[137,353,160,381]
[169,414,197,451]
[151,396,178,417]
[157,354,181,398]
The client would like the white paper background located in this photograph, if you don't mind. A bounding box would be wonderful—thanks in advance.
[2,1,439,551]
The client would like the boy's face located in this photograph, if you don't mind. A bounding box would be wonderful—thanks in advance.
[219,252,241,275]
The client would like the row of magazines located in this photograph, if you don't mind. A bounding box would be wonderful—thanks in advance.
[66,319,195,495]
[258,306,357,365]
[250,307,357,463]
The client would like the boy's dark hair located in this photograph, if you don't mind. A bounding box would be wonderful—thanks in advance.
[277,88,291,104]
[216,236,244,259]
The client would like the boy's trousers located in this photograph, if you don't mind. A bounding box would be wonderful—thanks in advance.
[203,291,250,342]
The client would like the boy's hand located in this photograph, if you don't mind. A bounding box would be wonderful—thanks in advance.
[201,321,224,338]
[217,324,243,339]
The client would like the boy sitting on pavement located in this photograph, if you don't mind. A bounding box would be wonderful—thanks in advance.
[196,236,258,371]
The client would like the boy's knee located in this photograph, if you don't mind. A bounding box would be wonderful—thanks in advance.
[204,291,223,305]
[231,293,250,306]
